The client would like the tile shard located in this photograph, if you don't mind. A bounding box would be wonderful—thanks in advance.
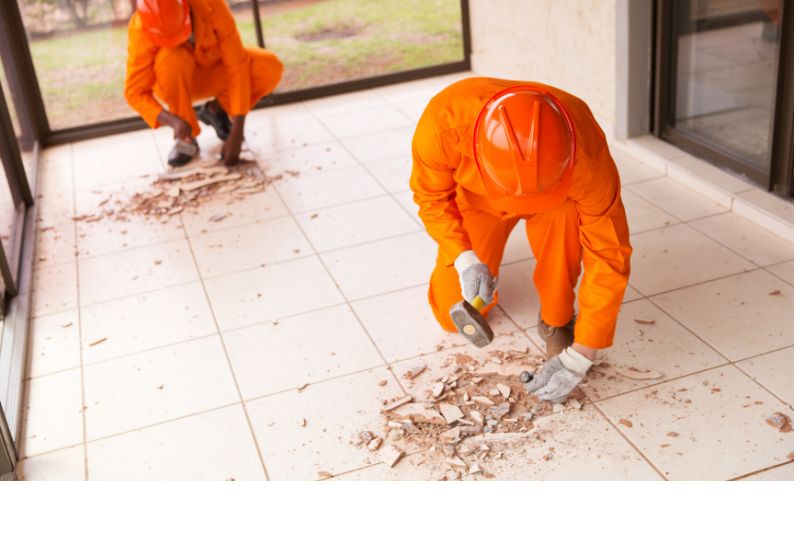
[438,403,465,424]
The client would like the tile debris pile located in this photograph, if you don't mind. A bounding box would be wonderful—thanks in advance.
[351,349,587,480]
[72,157,292,223]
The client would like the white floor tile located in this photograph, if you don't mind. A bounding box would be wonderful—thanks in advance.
[597,366,794,480]
[338,127,414,164]
[351,284,519,363]
[80,281,217,364]
[391,191,423,228]
[78,238,198,305]
[246,102,317,127]
[17,445,85,481]
[76,215,187,259]
[766,261,793,285]
[653,270,792,361]
[83,336,238,440]
[28,310,81,378]
[192,216,313,278]
[246,118,334,153]
[297,196,418,252]
[87,405,265,480]
[626,176,729,221]
[629,225,754,295]
[256,140,359,176]
[736,347,793,405]
[205,256,344,331]
[224,305,384,399]
[35,221,76,270]
[364,155,412,193]
[180,187,288,236]
[21,369,83,457]
[320,105,412,139]
[246,367,404,480]
[321,232,435,301]
[622,188,681,234]
[577,299,728,401]
[276,165,384,213]
[690,212,793,267]
[31,261,77,317]
[610,147,664,185]
[741,463,794,481]
[304,89,387,117]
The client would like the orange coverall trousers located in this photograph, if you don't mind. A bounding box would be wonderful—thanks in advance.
[429,198,582,333]
[152,46,283,137]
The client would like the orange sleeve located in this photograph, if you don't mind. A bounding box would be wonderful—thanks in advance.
[212,0,251,116]
[409,112,471,265]
[124,15,163,129]
[571,143,632,349]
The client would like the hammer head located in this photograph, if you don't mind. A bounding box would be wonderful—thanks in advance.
[449,300,494,348]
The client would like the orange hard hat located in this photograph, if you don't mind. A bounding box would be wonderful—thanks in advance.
[136,0,192,48]
[473,86,576,199]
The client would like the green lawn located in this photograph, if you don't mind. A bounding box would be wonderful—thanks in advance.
[27,0,463,130]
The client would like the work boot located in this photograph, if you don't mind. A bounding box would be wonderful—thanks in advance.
[537,315,575,357]
[197,100,232,141]
[167,138,199,167]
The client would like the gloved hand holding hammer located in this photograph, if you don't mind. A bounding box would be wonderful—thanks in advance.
[454,250,497,308]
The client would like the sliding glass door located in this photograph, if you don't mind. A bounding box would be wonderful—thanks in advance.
[654,0,793,196]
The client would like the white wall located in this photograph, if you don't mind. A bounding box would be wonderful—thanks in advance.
[468,0,617,124]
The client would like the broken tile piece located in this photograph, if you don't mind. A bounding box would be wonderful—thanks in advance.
[380,446,404,468]
[404,365,428,381]
[618,418,633,428]
[473,396,494,406]
[388,403,447,425]
[496,384,511,399]
[766,412,793,433]
[432,382,445,398]
[367,437,383,451]
[615,367,664,380]
[383,395,413,411]
[489,403,510,419]
[438,403,465,424]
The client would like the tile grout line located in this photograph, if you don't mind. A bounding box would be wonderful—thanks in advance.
[728,460,794,481]
[253,149,412,398]
[20,357,404,462]
[68,143,90,481]
[308,104,424,233]
[587,403,669,480]
[176,207,273,481]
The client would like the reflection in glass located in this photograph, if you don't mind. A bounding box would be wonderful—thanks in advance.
[673,0,782,169]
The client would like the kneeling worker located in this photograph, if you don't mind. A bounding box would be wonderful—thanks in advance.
[411,77,632,403]
[125,0,283,166]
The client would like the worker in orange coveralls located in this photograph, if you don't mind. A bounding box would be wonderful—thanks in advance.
[411,77,632,403]
[125,0,283,166]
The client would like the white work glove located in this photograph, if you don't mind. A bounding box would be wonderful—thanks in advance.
[454,250,496,310]
[522,347,593,403]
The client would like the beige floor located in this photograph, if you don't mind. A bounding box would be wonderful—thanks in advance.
[16,73,794,481]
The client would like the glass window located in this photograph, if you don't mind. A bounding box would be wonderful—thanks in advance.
[260,0,465,93]
[18,0,137,130]
[672,0,783,170]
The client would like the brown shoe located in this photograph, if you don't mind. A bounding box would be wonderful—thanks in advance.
[537,315,575,357]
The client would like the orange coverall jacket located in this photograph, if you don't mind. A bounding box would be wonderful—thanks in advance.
[124,0,260,130]
[410,77,632,349]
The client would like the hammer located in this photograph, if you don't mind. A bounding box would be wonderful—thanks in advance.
[449,296,494,348]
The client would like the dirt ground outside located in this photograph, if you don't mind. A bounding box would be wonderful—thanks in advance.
[19,0,464,130]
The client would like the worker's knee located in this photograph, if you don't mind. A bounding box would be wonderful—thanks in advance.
[154,46,195,97]
[248,48,283,96]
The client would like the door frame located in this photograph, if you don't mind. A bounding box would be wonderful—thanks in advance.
[652,0,793,196]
